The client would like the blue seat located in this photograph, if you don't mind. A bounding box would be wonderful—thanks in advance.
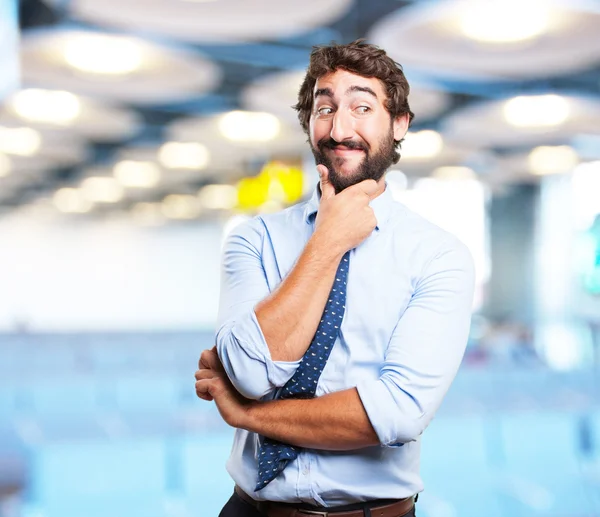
[113,375,182,412]
[497,411,595,516]
[179,430,236,517]
[589,410,600,461]
[26,376,100,417]
[582,410,600,512]
[420,415,506,517]
[440,369,497,414]
[28,436,168,517]
[0,385,19,420]
[500,368,554,410]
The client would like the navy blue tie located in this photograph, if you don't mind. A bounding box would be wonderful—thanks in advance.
[255,251,350,491]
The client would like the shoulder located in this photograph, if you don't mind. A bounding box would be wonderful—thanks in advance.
[225,198,310,246]
[258,198,310,228]
[387,201,474,274]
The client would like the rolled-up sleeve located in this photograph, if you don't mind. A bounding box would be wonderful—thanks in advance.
[215,218,300,400]
[356,237,475,446]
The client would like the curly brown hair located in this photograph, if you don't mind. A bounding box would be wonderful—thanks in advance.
[294,39,415,147]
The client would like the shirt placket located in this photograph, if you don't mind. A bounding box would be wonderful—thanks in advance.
[295,450,314,502]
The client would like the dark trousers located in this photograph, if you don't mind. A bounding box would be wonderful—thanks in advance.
[218,492,417,517]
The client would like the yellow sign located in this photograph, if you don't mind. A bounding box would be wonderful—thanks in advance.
[237,161,303,212]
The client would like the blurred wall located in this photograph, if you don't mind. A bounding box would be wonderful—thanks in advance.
[0,215,223,332]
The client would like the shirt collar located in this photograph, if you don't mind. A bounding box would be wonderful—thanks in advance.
[303,181,393,231]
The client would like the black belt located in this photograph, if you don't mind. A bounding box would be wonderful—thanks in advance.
[234,485,415,517]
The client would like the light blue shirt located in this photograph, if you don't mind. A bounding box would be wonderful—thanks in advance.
[215,183,475,506]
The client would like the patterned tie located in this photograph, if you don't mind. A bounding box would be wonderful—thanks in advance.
[255,251,351,491]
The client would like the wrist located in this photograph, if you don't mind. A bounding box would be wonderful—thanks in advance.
[239,399,260,432]
[309,230,346,262]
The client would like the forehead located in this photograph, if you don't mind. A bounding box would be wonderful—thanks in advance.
[313,69,387,100]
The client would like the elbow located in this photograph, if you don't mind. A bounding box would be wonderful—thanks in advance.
[229,378,268,401]
[388,414,427,444]
[215,324,272,401]
[375,378,432,446]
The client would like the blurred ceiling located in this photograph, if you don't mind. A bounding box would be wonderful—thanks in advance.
[2,0,599,223]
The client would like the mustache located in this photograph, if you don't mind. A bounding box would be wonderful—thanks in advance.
[318,138,369,152]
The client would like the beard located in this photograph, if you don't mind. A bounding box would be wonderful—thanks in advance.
[310,124,397,194]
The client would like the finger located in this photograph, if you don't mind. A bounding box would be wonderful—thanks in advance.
[348,179,380,200]
[195,387,213,401]
[195,379,214,401]
[195,369,218,381]
[317,165,336,200]
[196,392,213,401]
[198,345,217,369]
[199,348,225,373]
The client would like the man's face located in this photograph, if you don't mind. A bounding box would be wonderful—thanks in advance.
[309,69,409,194]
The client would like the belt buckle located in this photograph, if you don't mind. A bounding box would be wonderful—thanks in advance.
[298,511,329,517]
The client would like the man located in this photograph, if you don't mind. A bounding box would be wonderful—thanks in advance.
[195,40,475,517]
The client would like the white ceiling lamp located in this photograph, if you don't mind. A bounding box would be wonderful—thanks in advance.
[368,0,600,81]
[460,0,550,44]
[528,145,579,175]
[442,94,600,148]
[0,153,11,177]
[433,166,477,180]
[401,130,443,160]
[58,0,352,44]
[53,188,93,213]
[80,176,124,203]
[12,89,81,125]
[219,111,280,142]
[64,33,143,75]
[241,70,305,125]
[1,91,140,142]
[158,142,209,170]
[0,126,41,156]
[113,160,161,188]
[198,184,238,210]
[504,95,570,128]
[161,194,201,219]
[22,29,221,104]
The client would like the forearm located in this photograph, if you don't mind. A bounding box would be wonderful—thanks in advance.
[242,388,379,450]
[255,231,345,362]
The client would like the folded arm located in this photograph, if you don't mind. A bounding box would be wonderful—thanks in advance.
[233,238,476,449]
[215,217,344,400]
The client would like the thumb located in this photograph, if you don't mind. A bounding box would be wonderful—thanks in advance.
[317,165,336,200]
[353,178,381,201]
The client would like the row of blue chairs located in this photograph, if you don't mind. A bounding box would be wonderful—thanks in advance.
[2,368,600,419]
[0,345,203,377]
[23,432,236,517]
[419,412,600,517]
[17,411,600,517]
[1,375,201,418]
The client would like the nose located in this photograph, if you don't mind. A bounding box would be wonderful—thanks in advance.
[330,110,355,143]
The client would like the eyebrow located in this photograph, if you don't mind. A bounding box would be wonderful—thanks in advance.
[315,87,334,99]
[314,85,379,100]
[347,85,378,99]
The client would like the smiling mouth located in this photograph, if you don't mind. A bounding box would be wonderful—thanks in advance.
[330,147,365,155]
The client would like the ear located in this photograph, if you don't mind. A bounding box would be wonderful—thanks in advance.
[392,113,410,141]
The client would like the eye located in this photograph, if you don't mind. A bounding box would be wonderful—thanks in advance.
[355,105,371,114]
[317,107,333,115]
